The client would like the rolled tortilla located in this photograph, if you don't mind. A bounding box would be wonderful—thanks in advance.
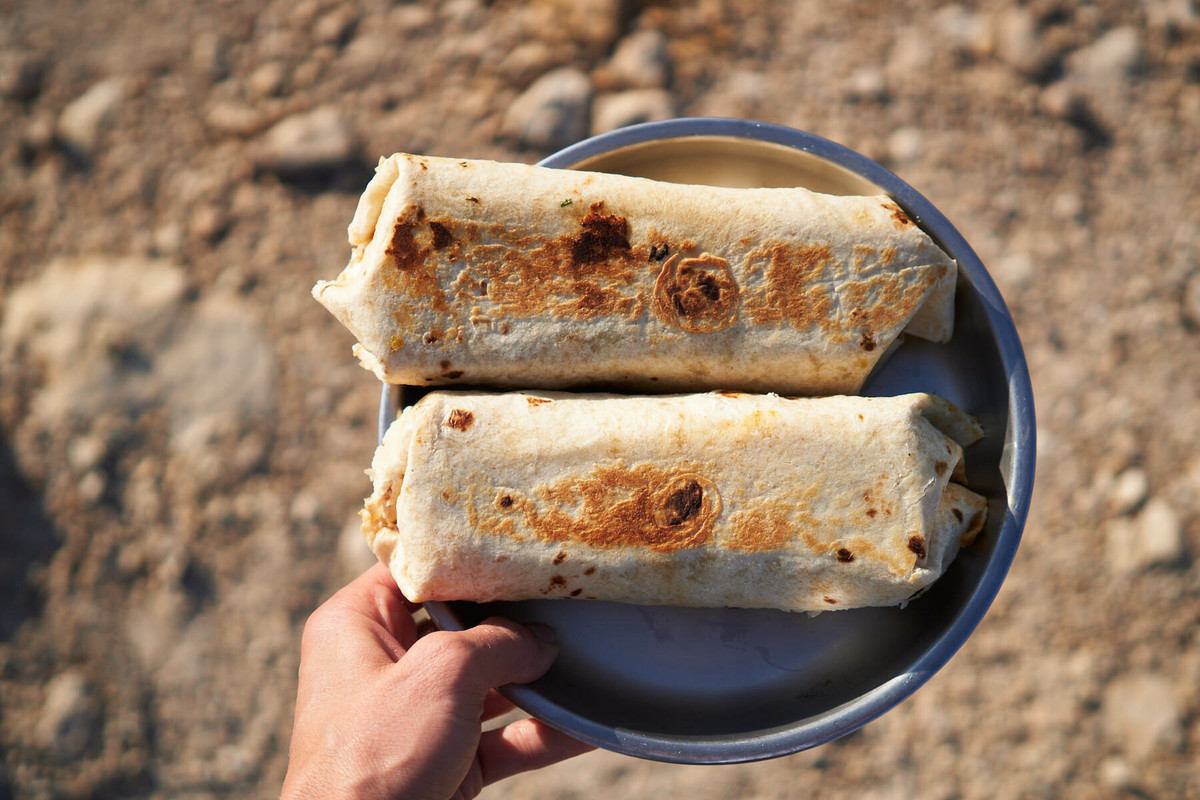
[362,390,987,613]
[314,154,957,395]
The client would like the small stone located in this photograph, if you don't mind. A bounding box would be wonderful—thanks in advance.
[254,107,358,177]
[992,8,1056,78]
[79,470,106,504]
[152,223,184,258]
[501,67,593,151]
[1040,80,1089,117]
[189,204,229,243]
[600,29,671,90]
[290,490,320,523]
[20,111,56,156]
[0,51,47,100]
[1108,467,1149,515]
[34,670,99,761]
[56,78,126,161]
[1147,0,1200,32]
[313,8,357,46]
[591,89,674,135]
[933,5,989,57]
[206,101,266,137]
[1066,27,1143,84]
[847,67,887,102]
[67,434,107,472]
[246,61,288,98]
[497,41,558,84]
[1184,270,1200,327]
[441,0,483,26]
[1098,757,1137,790]
[191,32,231,81]
[1102,672,1183,762]
[1136,498,1185,566]
[389,3,436,31]
[1107,498,1185,573]
[886,126,923,164]
[1051,191,1085,222]
[992,253,1035,287]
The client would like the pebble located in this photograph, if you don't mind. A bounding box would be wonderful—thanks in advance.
[500,67,593,151]
[1066,27,1143,84]
[1,256,187,422]
[1039,81,1086,119]
[1106,497,1185,573]
[991,252,1035,287]
[34,670,99,761]
[188,204,229,243]
[55,78,126,162]
[600,29,671,90]
[158,294,276,455]
[932,5,989,57]
[191,31,230,81]
[1107,467,1149,515]
[313,9,357,46]
[847,67,887,102]
[497,41,558,84]
[68,434,108,473]
[1051,191,1085,222]
[1098,756,1137,790]
[886,126,924,165]
[591,89,675,135]
[0,50,47,100]
[246,61,288,98]
[79,470,106,504]
[1147,0,1200,32]
[1102,672,1183,762]
[992,7,1056,79]
[205,101,266,137]
[254,107,358,177]
[1184,270,1200,327]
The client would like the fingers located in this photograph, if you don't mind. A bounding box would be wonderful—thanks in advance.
[404,618,558,703]
[477,718,596,786]
[299,564,420,674]
[482,690,517,722]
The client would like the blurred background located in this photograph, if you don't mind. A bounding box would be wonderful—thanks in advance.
[2,0,1199,797]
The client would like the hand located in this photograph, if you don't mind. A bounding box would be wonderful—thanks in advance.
[281,563,593,800]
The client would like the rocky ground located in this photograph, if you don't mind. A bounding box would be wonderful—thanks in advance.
[2,0,1199,798]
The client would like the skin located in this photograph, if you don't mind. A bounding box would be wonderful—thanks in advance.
[281,564,595,800]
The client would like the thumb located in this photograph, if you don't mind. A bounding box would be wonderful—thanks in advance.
[405,617,558,702]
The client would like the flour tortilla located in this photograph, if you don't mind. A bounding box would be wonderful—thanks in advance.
[362,390,987,613]
[314,154,957,395]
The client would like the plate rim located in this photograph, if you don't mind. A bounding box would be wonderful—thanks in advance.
[380,117,1036,763]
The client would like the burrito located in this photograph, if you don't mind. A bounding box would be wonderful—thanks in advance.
[314,154,958,395]
[362,390,987,613]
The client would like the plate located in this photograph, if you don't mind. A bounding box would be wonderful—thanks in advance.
[377,118,1035,764]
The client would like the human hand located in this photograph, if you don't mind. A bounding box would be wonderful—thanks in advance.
[281,563,594,800]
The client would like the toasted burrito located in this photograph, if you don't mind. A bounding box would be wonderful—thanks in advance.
[362,390,987,613]
[314,154,957,395]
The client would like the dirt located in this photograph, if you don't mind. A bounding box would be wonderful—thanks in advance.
[2,0,1199,798]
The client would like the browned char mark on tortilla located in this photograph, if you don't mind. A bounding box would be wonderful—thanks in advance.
[743,243,837,332]
[445,409,474,431]
[570,202,631,265]
[881,200,913,229]
[520,463,721,553]
[653,254,740,332]
[908,535,926,560]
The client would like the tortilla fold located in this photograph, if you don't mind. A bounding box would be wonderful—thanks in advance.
[314,154,958,395]
[362,390,987,613]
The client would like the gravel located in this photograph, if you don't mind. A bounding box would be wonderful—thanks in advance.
[1,1,1198,798]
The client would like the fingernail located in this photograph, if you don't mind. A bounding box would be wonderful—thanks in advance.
[526,622,557,645]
